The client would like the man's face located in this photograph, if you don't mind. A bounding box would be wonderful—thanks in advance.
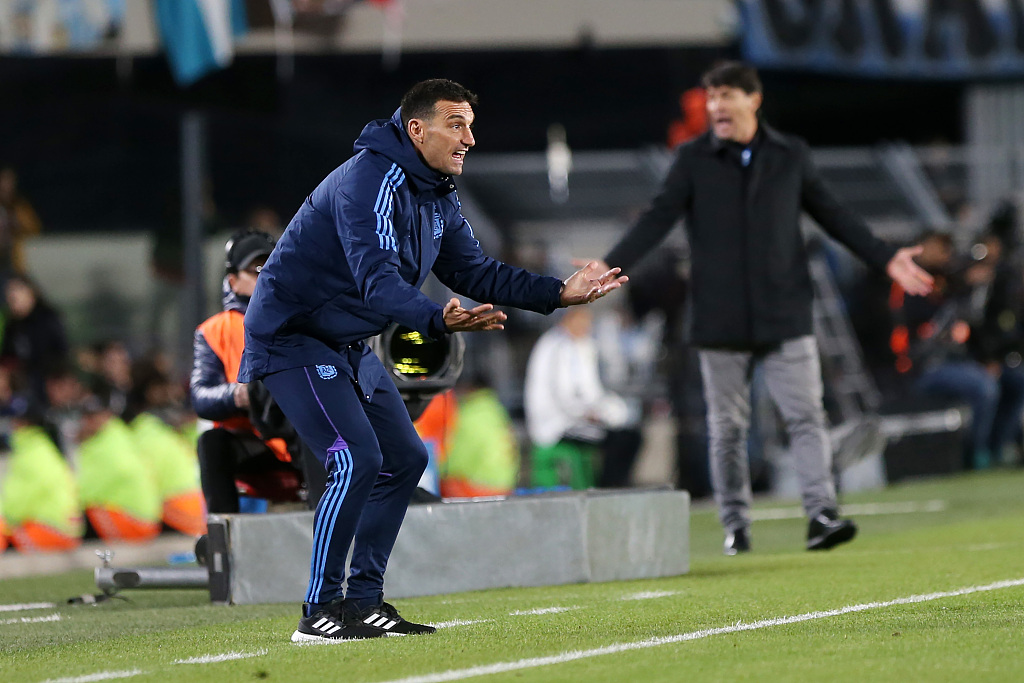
[408,100,476,176]
[706,85,762,143]
[228,256,267,298]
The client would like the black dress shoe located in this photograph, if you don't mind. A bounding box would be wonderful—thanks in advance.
[724,527,751,556]
[807,509,857,551]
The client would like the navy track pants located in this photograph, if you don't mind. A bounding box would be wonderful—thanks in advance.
[263,364,427,607]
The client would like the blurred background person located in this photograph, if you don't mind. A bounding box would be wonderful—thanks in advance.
[0,166,42,280]
[891,230,1024,470]
[0,275,69,408]
[410,390,456,499]
[126,358,206,536]
[191,230,324,513]
[41,361,84,458]
[76,382,162,543]
[524,307,630,490]
[92,340,133,418]
[440,375,519,498]
[245,205,285,239]
[1,400,83,552]
[600,61,933,554]
[667,87,708,148]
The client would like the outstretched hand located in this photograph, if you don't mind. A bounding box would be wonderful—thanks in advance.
[560,260,628,306]
[442,298,507,332]
[887,246,934,297]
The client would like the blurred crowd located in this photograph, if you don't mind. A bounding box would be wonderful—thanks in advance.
[3,159,1024,555]
[852,203,1024,470]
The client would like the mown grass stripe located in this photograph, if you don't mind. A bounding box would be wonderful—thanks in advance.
[383,577,1024,683]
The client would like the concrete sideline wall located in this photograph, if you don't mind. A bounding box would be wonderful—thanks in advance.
[218,489,689,605]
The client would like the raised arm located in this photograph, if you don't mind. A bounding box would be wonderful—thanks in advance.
[604,148,693,271]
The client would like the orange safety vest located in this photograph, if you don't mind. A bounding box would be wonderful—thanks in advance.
[198,310,291,462]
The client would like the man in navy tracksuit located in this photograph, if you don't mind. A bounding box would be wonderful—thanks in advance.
[238,79,627,642]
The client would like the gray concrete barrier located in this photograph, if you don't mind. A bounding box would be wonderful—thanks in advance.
[212,489,689,605]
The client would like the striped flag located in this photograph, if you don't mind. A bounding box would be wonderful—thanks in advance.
[154,0,248,87]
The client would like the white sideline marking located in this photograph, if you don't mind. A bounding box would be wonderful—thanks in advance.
[43,671,143,683]
[965,543,1008,552]
[430,619,491,629]
[380,577,1024,683]
[0,601,56,612]
[293,637,364,647]
[1,613,61,625]
[751,500,947,521]
[509,606,579,616]
[621,591,678,601]
[174,649,267,664]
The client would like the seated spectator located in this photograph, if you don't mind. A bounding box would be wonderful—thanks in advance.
[126,360,206,536]
[191,230,324,513]
[93,340,133,418]
[966,230,1024,465]
[77,383,162,542]
[0,275,69,408]
[2,402,83,552]
[441,377,519,498]
[42,361,84,456]
[890,230,1024,469]
[525,307,630,489]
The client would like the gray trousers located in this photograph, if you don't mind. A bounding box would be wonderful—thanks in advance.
[698,336,836,532]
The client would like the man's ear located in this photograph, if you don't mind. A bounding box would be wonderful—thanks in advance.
[752,92,764,113]
[227,273,239,293]
[407,118,425,145]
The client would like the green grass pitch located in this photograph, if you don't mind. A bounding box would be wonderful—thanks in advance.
[2,470,1023,683]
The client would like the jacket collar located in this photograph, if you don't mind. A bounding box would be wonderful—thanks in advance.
[697,121,791,155]
[353,108,457,198]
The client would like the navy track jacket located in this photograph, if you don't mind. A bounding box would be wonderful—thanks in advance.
[238,109,564,385]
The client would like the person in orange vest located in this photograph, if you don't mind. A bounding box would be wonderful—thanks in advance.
[191,230,326,513]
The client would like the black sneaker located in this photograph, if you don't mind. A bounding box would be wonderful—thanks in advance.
[807,509,857,551]
[291,599,389,643]
[348,601,436,635]
[723,527,751,556]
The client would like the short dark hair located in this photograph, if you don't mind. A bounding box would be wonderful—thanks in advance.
[400,79,479,130]
[701,61,762,94]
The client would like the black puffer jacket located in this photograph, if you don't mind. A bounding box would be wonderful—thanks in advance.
[605,125,896,349]
[190,279,246,421]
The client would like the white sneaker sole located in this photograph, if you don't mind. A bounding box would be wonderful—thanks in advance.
[290,629,401,643]
[291,629,362,644]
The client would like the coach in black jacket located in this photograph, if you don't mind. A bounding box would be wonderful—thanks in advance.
[603,61,933,554]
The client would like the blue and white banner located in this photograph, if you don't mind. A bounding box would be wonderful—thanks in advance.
[0,0,125,54]
[740,0,1024,79]
[154,0,248,87]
